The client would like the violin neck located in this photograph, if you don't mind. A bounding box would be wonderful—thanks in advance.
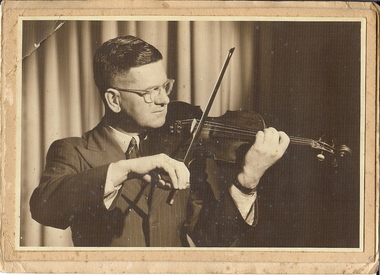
[201,120,316,147]
[288,136,316,147]
[176,119,327,152]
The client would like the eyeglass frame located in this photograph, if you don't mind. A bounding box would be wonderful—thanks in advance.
[109,79,175,103]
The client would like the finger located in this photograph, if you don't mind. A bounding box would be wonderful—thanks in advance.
[148,170,167,185]
[278,131,290,148]
[163,159,188,190]
[265,127,277,133]
[255,130,264,143]
[263,127,279,144]
[176,163,190,190]
[158,179,172,190]
[160,161,179,189]
[152,154,190,190]
[151,154,180,189]
[142,174,152,183]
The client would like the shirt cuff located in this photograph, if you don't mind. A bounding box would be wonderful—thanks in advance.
[229,183,257,225]
[104,163,123,209]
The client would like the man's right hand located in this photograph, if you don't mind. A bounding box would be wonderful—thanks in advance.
[113,154,190,190]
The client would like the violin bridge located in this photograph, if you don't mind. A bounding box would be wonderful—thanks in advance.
[190,118,198,134]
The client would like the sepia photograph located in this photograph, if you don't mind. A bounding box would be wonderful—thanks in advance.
[20,19,363,249]
[1,1,378,273]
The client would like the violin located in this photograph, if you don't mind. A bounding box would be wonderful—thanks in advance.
[148,100,353,205]
[161,101,352,166]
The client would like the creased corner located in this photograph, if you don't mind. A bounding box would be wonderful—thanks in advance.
[22,20,66,60]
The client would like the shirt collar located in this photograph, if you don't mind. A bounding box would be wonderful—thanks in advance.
[108,125,140,153]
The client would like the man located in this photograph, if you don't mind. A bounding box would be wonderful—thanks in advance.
[30,35,289,247]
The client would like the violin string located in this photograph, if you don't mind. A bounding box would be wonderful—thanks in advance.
[181,119,257,136]
[201,122,315,146]
[203,127,313,146]
[176,119,328,148]
[179,119,314,145]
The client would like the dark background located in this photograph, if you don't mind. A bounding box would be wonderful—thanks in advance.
[242,21,361,248]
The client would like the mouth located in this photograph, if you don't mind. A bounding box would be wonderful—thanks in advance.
[153,108,167,114]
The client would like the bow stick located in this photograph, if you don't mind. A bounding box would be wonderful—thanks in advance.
[167,47,235,205]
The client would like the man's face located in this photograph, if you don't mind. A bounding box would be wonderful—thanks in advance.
[111,60,170,133]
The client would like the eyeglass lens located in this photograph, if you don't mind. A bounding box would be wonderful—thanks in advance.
[147,80,173,102]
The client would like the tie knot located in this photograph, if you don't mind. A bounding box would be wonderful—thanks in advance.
[126,137,140,158]
[130,137,137,146]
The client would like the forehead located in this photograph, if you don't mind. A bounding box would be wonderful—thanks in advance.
[113,60,167,88]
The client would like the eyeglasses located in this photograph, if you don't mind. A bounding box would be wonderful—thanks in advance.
[110,79,175,103]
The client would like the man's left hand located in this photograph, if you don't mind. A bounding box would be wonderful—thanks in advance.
[237,127,290,190]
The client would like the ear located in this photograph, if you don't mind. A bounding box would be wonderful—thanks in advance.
[105,88,122,113]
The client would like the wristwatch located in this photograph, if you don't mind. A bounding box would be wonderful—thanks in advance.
[232,179,257,195]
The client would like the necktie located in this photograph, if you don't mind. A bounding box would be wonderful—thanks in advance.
[125,136,151,246]
[121,137,150,246]
[126,137,141,159]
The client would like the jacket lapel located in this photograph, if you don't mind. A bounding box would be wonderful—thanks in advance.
[76,118,148,215]
[76,118,126,167]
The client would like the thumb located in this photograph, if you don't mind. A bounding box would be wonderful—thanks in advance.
[142,174,152,183]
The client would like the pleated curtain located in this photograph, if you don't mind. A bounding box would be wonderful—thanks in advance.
[21,20,256,247]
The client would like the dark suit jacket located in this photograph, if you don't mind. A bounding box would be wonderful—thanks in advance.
[30,118,254,247]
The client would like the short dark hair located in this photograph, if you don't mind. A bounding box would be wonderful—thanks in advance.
[93,35,163,99]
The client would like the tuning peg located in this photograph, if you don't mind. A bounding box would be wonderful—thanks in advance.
[339,145,352,157]
[317,152,325,161]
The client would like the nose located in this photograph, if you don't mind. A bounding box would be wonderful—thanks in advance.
[153,89,170,105]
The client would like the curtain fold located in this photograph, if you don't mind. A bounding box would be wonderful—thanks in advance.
[79,21,104,133]
[175,21,192,103]
[21,20,255,247]
[22,29,43,247]
[42,22,74,247]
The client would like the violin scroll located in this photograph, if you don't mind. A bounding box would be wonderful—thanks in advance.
[313,136,352,167]
[339,144,353,157]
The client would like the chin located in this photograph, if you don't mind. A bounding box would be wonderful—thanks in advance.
[146,118,166,129]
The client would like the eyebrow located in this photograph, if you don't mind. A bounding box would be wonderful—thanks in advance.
[122,79,170,91]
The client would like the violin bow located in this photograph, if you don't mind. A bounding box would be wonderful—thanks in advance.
[167,47,235,205]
